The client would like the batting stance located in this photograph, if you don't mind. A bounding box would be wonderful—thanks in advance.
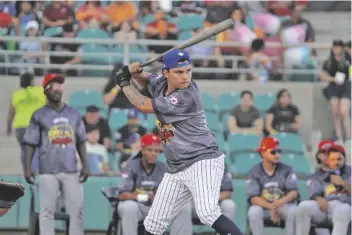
[296,144,351,235]
[114,49,243,235]
[23,73,89,235]
[118,133,192,235]
[247,137,298,235]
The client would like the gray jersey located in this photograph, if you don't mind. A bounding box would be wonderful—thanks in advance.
[119,159,167,196]
[308,164,351,205]
[221,165,233,192]
[247,162,298,203]
[23,104,86,174]
[147,74,222,173]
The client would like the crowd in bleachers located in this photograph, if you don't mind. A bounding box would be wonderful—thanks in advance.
[0,0,336,81]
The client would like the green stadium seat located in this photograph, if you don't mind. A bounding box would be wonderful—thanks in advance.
[108,152,119,171]
[201,92,218,112]
[109,109,128,132]
[68,90,105,110]
[205,112,223,134]
[273,132,305,154]
[232,179,248,233]
[216,92,240,114]
[233,153,261,176]
[158,152,166,163]
[179,31,192,40]
[215,134,227,154]
[129,45,148,63]
[76,28,110,40]
[281,153,312,176]
[110,46,124,64]
[175,14,204,32]
[298,180,309,201]
[79,44,111,65]
[43,27,63,37]
[145,114,157,131]
[221,114,230,132]
[227,133,261,156]
[253,93,275,114]
[143,14,156,24]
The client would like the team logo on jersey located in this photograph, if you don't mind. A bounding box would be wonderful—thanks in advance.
[155,118,175,144]
[169,96,178,105]
[260,181,284,202]
[48,123,74,148]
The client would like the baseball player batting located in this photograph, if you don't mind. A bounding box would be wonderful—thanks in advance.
[114,49,243,235]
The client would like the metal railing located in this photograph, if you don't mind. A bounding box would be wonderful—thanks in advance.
[0,36,331,79]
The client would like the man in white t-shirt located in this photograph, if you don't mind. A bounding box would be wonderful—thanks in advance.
[86,125,109,174]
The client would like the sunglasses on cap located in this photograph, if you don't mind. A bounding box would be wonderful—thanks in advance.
[270,149,281,155]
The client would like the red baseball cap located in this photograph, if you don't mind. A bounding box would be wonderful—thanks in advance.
[327,144,346,157]
[42,73,65,89]
[318,140,334,152]
[256,136,280,152]
[141,134,161,147]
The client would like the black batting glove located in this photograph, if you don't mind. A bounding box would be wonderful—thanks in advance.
[115,65,131,88]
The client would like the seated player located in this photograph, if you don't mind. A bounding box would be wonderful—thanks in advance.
[247,136,298,235]
[315,140,335,172]
[117,134,192,235]
[0,180,25,217]
[296,144,351,235]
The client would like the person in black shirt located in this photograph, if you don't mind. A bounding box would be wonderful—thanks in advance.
[115,108,147,154]
[49,23,81,76]
[321,40,351,143]
[345,40,351,63]
[82,105,111,150]
[265,89,301,135]
[103,63,132,113]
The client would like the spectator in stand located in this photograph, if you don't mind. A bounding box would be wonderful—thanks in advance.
[171,1,204,16]
[48,23,81,76]
[82,105,111,151]
[265,0,307,19]
[113,21,137,42]
[204,1,239,27]
[115,109,147,154]
[103,63,132,112]
[86,125,109,174]
[145,10,177,54]
[243,39,273,83]
[15,1,40,32]
[75,1,108,30]
[265,89,301,135]
[228,90,263,136]
[107,1,138,33]
[42,1,74,29]
[0,1,20,36]
[281,2,315,43]
[321,40,351,144]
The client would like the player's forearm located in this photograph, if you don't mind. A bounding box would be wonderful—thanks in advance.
[77,142,88,168]
[250,196,273,210]
[343,182,351,195]
[132,72,152,88]
[118,192,137,201]
[281,190,298,203]
[24,145,35,171]
[122,85,154,113]
[219,191,231,201]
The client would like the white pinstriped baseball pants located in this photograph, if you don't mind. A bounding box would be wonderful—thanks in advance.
[144,154,225,235]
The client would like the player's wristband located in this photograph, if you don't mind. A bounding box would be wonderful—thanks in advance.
[111,87,119,95]
[136,194,149,202]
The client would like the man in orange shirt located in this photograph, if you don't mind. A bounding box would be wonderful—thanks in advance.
[107,1,138,32]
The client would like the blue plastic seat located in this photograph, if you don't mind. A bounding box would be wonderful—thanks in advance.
[43,27,63,37]
[205,112,222,134]
[79,44,111,65]
[175,14,204,32]
[109,109,129,132]
[254,93,275,114]
[215,134,227,154]
[280,153,312,175]
[233,153,261,176]
[68,90,105,110]
[227,133,261,156]
[76,28,110,40]
[216,92,240,114]
[273,132,305,154]
[201,92,218,112]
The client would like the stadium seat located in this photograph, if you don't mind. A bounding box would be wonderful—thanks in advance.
[110,46,124,64]
[129,45,148,63]
[68,90,105,110]
[201,92,218,112]
[215,133,227,154]
[43,27,63,37]
[232,179,248,233]
[158,152,166,163]
[233,153,261,176]
[145,114,157,131]
[298,180,309,201]
[216,92,240,115]
[175,14,204,32]
[253,93,275,114]
[273,132,305,154]
[79,44,111,65]
[280,153,312,175]
[221,114,229,132]
[76,28,111,40]
[227,133,261,156]
[109,109,129,132]
[205,112,223,134]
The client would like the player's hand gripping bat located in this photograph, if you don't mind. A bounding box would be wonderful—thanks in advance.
[114,18,234,79]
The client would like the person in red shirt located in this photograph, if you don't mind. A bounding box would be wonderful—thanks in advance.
[42,1,74,29]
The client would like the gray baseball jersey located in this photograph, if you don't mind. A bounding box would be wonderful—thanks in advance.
[308,164,351,204]
[221,165,233,192]
[247,162,298,203]
[119,159,167,198]
[23,104,86,174]
[147,74,223,173]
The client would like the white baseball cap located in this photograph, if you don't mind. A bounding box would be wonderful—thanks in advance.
[25,20,39,31]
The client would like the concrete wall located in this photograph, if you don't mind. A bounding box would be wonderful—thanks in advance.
[0,76,334,145]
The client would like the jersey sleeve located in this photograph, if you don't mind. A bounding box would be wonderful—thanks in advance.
[118,166,136,193]
[284,169,298,192]
[247,169,261,201]
[152,85,197,124]
[307,178,324,200]
[147,73,163,97]
[23,113,41,146]
[220,166,233,192]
